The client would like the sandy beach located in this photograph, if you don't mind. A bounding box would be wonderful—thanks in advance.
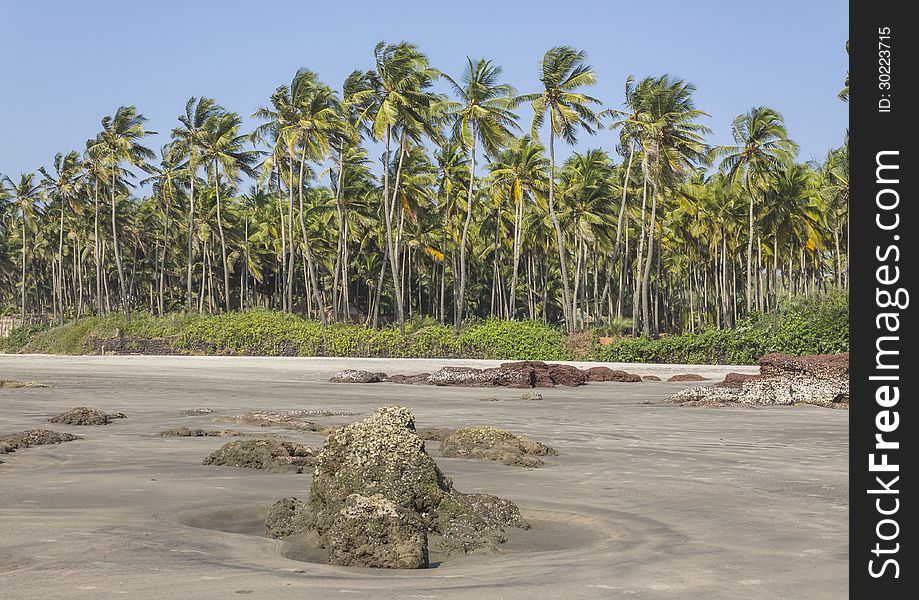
[0,355,847,599]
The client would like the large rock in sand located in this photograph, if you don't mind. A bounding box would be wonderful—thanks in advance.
[204,439,319,473]
[266,497,311,539]
[439,426,558,468]
[302,406,529,567]
[49,406,119,425]
[324,493,428,569]
[427,366,533,388]
[330,369,386,383]
[668,352,849,408]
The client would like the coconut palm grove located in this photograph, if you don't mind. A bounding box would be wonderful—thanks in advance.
[0,42,849,353]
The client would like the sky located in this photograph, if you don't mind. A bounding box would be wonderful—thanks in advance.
[0,0,848,185]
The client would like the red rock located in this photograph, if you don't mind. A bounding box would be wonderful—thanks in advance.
[715,372,761,389]
[667,374,707,382]
[584,366,642,383]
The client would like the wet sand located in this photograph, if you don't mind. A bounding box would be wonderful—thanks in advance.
[0,355,847,599]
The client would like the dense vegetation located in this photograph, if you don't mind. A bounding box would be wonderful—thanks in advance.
[3,292,847,364]
[1,42,849,339]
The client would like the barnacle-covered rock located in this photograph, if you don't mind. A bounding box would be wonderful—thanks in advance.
[329,369,387,384]
[158,427,241,437]
[302,407,530,567]
[266,497,311,539]
[203,439,319,473]
[0,429,81,451]
[439,426,558,468]
[667,353,849,409]
[49,406,119,425]
[324,493,428,569]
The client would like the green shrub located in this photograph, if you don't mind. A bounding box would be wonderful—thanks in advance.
[7,292,846,363]
[593,291,848,365]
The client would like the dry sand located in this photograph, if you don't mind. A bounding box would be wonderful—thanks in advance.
[0,355,847,599]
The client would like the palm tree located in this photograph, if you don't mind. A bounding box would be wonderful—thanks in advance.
[86,106,155,319]
[487,135,547,318]
[635,76,709,335]
[444,57,519,328]
[39,151,84,321]
[2,173,41,316]
[716,107,798,314]
[519,46,601,332]
[199,110,258,312]
[172,97,221,311]
[141,145,185,315]
[838,41,849,102]
[360,41,441,334]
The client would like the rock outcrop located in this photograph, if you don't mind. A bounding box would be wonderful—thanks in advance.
[203,439,319,473]
[0,429,81,452]
[332,362,641,389]
[584,366,642,383]
[668,353,849,409]
[158,427,241,437]
[271,407,530,568]
[439,426,558,468]
[330,369,386,384]
[265,497,311,539]
[667,374,707,382]
[49,406,122,425]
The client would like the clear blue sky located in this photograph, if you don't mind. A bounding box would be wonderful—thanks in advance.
[1,0,848,182]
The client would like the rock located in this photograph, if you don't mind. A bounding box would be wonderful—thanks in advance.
[266,497,311,539]
[434,491,530,554]
[323,493,429,569]
[309,407,450,534]
[303,407,529,567]
[716,372,761,389]
[158,427,241,437]
[439,426,558,468]
[668,352,849,409]
[500,361,555,387]
[0,379,50,389]
[479,396,500,402]
[49,406,119,425]
[643,375,662,382]
[520,391,543,401]
[584,366,642,383]
[0,429,81,450]
[547,364,587,386]
[203,439,319,473]
[181,408,214,415]
[758,352,849,380]
[427,366,533,388]
[386,373,431,385]
[667,374,707,382]
[330,369,386,384]
[415,427,456,442]
[217,410,347,433]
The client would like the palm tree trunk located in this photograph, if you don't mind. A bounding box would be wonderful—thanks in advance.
[186,170,195,311]
[297,148,327,324]
[641,183,658,337]
[158,202,171,316]
[20,215,27,317]
[380,126,406,334]
[57,199,66,323]
[509,185,524,319]
[93,182,102,315]
[746,183,755,315]
[456,133,476,330]
[213,163,231,313]
[110,169,130,321]
[547,126,572,332]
